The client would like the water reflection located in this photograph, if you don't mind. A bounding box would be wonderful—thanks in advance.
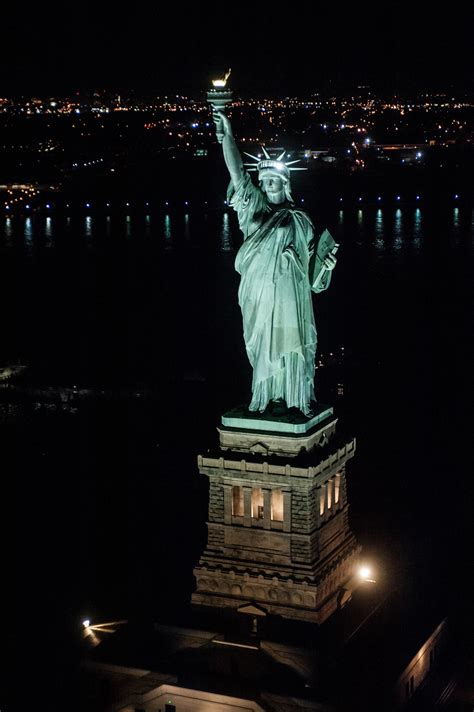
[24,217,33,253]
[164,215,172,247]
[393,209,403,252]
[45,217,53,246]
[5,217,13,244]
[413,208,422,249]
[220,212,232,252]
[85,216,93,241]
[374,209,384,251]
[353,209,364,246]
[1,207,470,260]
[453,207,459,230]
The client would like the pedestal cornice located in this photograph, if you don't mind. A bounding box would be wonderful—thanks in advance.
[198,439,356,483]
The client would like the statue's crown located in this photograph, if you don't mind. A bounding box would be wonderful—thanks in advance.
[244,147,306,180]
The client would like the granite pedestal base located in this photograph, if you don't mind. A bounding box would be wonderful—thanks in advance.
[192,407,361,624]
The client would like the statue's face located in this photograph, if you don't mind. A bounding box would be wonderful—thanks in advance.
[261,175,284,194]
[260,174,286,203]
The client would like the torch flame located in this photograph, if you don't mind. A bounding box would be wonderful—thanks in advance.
[212,68,231,88]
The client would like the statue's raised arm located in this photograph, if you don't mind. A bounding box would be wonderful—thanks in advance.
[213,111,244,189]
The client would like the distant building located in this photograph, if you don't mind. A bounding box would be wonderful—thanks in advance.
[396,618,448,707]
[83,617,334,711]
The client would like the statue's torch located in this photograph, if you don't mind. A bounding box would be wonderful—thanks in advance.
[207,69,233,143]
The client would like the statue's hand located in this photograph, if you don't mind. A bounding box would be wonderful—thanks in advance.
[323,253,337,271]
[213,110,232,143]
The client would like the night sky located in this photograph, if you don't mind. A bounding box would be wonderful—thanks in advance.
[1,3,472,95]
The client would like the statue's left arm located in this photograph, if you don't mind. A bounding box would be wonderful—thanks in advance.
[313,253,337,292]
[307,224,337,293]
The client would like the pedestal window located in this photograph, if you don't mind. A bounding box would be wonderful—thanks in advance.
[327,479,333,510]
[232,485,244,517]
[251,487,264,519]
[320,485,326,516]
[271,489,284,521]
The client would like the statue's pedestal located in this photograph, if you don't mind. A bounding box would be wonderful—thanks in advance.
[192,406,361,624]
[219,402,336,457]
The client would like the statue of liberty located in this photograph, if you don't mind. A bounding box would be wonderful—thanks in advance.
[213,111,337,418]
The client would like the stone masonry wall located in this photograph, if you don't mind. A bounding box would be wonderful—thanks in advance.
[290,487,312,533]
[290,530,319,564]
[308,487,319,530]
[208,478,224,522]
[206,523,225,550]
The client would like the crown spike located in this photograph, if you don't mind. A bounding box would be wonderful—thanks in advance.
[243,152,261,162]
[244,147,307,177]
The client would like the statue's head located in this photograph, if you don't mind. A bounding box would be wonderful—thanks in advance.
[258,169,293,204]
[244,148,305,204]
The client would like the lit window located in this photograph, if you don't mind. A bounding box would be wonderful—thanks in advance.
[271,489,283,521]
[327,480,332,510]
[251,487,264,519]
[319,486,325,516]
[232,486,244,517]
[334,473,341,504]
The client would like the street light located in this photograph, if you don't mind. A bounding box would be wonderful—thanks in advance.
[358,565,376,583]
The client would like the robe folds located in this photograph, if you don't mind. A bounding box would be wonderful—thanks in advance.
[228,173,331,415]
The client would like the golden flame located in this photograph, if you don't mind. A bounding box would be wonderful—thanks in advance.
[212,68,231,88]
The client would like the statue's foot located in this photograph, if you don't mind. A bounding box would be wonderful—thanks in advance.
[301,401,317,418]
[269,399,287,416]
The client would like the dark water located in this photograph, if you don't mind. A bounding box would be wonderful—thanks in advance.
[5,204,473,708]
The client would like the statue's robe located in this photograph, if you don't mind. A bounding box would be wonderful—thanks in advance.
[228,173,331,415]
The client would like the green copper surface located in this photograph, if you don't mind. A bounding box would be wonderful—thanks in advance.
[213,110,338,416]
[221,403,334,434]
